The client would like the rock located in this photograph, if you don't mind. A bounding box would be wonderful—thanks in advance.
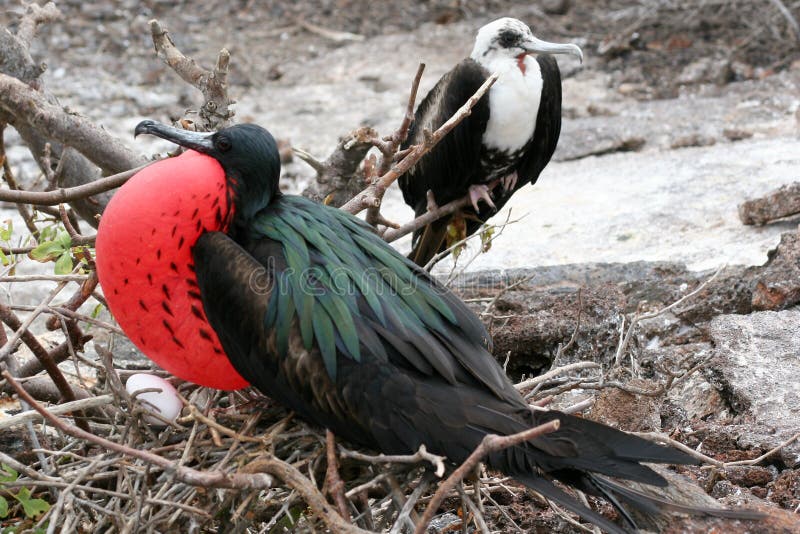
[723,128,754,141]
[739,183,800,227]
[751,229,800,311]
[710,479,752,499]
[724,466,775,487]
[668,369,730,421]
[670,133,717,149]
[588,378,662,431]
[554,125,645,161]
[541,0,571,16]
[705,309,800,466]
[768,469,800,509]
[676,58,733,85]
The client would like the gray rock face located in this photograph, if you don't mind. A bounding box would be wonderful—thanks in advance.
[706,308,800,466]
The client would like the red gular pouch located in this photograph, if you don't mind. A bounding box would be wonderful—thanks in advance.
[96,150,249,390]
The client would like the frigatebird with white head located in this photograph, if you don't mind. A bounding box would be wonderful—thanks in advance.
[400,17,582,266]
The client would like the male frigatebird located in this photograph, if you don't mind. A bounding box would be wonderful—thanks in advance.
[96,121,761,533]
[399,17,581,266]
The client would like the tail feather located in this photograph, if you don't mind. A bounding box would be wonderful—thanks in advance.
[515,473,630,534]
[589,475,768,521]
[518,411,700,486]
[408,217,448,267]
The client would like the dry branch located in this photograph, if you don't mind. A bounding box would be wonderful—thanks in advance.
[414,419,561,534]
[0,3,138,224]
[149,19,234,130]
[340,73,498,218]
[14,2,61,49]
[0,74,144,175]
[0,165,142,205]
[300,127,379,206]
[326,431,352,522]
[4,370,372,533]
[738,182,800,225]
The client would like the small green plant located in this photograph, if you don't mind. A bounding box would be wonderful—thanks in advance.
[0,464,51,523]
[28,231,74,274]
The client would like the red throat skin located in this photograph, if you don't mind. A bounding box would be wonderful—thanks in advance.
[516,53,527,74]
[96,150,249,390]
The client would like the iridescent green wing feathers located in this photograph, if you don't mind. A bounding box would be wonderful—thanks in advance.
[251,196,511,397]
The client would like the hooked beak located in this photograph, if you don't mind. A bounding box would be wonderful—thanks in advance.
[523,36,583,63]
[134,120,215,153]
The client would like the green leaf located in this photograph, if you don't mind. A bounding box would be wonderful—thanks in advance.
[54,252,73,275]
[0,463,18,484]
[0,219,12,241]
[28,240,66,262]
[14,487,50,519]
[0,247,8,267]
[91,303,104,319]
[0,494,8,518]
[56,231,72,249]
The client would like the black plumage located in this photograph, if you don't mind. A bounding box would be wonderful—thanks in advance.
[132,120,763,534]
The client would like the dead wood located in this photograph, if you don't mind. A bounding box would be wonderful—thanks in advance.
[149,19,234,130]
[299,127,379,206]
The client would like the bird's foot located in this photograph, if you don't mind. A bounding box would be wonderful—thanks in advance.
[426,190,439,212]
[502,171,518,192]
[468,184,497,213]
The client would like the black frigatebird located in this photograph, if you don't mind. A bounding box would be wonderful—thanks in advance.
[399,17,581,266]
[96,121,762,533]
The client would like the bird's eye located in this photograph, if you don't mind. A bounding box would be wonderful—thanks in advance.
[498,30,517,47]
[215,136,232,152]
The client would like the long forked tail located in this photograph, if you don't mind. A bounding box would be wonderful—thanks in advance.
[503,411,766,533]
[515,474,630,534]
[588,475,768,522]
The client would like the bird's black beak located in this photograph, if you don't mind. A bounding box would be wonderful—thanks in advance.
[134,120,215,153]
[522,36,584,63]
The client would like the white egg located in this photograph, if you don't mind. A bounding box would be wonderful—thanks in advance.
[125,373,182,426]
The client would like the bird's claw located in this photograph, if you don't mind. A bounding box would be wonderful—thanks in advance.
[502,171,518,192]
[468,184,496,213]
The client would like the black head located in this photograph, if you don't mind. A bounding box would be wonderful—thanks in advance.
[135,120,281,222]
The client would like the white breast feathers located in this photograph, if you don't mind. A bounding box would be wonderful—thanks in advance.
[482,56,543,153]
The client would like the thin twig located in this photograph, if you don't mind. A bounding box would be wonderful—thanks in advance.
[515,362,601,391]
[326,431,352,522]
[340,73,498,216]
[415,419,560,534]
[0,394,113,432]
[0,165,143,205]
[341,444,446,477]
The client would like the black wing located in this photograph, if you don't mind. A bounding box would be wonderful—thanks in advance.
[399,58,491,215]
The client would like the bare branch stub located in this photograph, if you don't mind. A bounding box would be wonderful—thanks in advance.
[300,127,379,207]
[149,19,234,130]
